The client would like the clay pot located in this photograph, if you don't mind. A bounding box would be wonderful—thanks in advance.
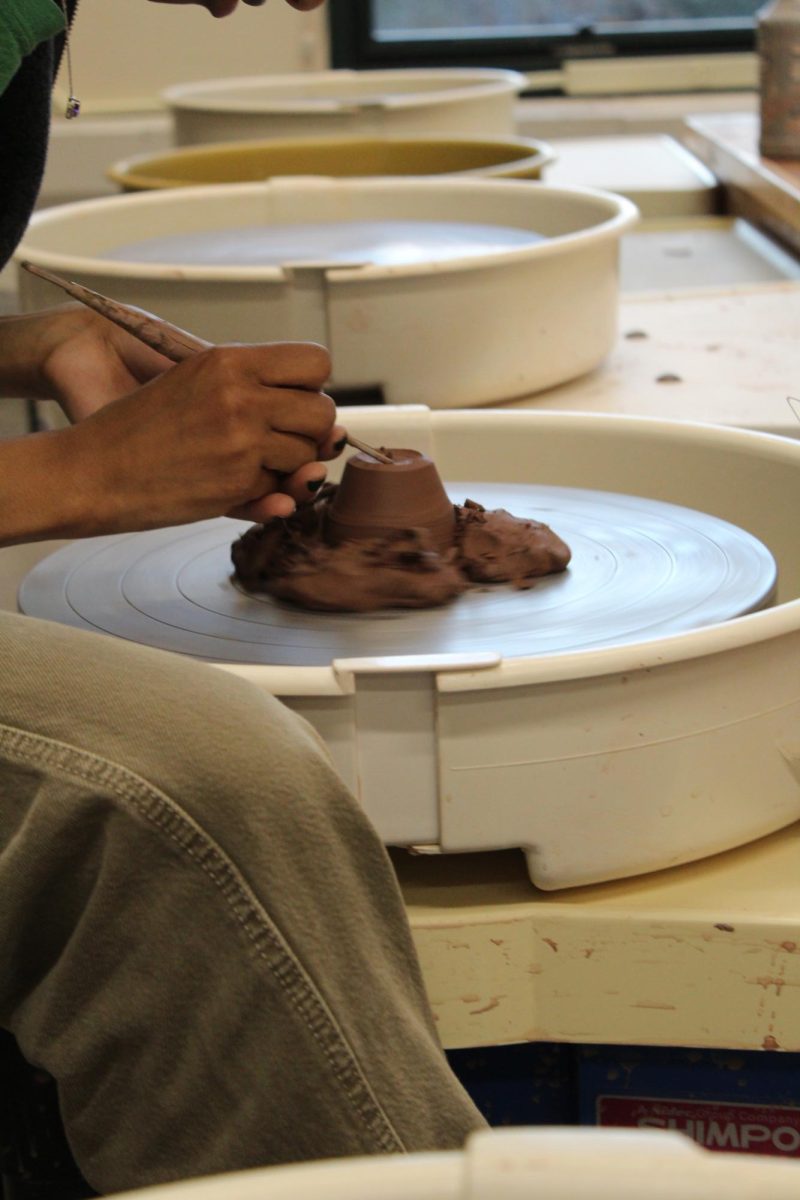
[325,449,456,552]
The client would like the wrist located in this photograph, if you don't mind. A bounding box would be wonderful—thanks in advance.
[0,306,86,401]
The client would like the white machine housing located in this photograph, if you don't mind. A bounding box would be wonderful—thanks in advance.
[206,407,800,890]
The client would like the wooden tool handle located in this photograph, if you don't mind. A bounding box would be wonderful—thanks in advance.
[21,261,211,363]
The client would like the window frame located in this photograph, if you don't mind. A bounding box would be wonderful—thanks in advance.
[328,1,757,78]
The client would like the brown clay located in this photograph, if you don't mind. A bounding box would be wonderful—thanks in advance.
[231,448,572,613]
[324,449,456,554]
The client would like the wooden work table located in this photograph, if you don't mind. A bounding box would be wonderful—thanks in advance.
[394,829,800,1053]
[683,112,800,256]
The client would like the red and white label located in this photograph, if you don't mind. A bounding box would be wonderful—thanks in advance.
[597,1095,800,1156]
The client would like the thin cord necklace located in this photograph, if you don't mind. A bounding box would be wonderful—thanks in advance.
[57,0,80,118]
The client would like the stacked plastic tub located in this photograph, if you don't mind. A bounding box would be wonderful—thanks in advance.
[162,68,528,144]
[107,134,555,192]
[16,176,637,407]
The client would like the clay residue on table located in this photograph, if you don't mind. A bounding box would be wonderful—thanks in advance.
[231,486,571,612]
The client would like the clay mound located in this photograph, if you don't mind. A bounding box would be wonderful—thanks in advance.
[231,450,571,613]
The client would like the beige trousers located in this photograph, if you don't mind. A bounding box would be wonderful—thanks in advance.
[0,610,484,1194]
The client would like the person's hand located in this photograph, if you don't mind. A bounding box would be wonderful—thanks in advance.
[56,340,343,532]
[24,302,344,523]
[148,1,325,15]
[0,313,348,545]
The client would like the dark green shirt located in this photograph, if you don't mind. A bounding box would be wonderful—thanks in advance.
[0,0,71,268]
[0,0,64,97]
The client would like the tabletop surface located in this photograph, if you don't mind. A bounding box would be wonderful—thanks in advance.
[498,279,800,439]
[505,120,800,438]
[543,134,718,218]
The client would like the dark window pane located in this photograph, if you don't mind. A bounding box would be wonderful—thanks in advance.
[328,0,760,71]
[373,1,762,37]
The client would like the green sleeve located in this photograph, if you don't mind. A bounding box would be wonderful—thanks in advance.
[0,0,65,97]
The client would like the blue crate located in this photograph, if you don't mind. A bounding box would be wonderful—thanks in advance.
[446,1042,577,1127]
[578,1044,800,1157]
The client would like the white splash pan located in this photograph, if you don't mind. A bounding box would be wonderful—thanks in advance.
[99,1128,800,1200]
[163,68,527,145]
[15,178,638,407]
[18,409,800,890]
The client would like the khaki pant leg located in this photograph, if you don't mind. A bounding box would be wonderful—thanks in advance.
[0,611,484,1194]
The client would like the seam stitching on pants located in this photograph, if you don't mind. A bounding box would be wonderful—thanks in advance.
[0,723,405,1153]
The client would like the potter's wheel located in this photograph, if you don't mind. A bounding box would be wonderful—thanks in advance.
[15,393,800,890]
[18,484,775,666]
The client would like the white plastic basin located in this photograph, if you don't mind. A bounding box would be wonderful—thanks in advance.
[164,68,528,146]
[15,177,638,407]
[101,1129,800,1200]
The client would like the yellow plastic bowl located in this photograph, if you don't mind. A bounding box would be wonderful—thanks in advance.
[108,134,555,192]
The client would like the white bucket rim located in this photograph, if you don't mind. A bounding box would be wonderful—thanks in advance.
[162,67,528,114]
[17,177,639,283]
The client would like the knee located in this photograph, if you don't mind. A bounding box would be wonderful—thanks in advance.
[1,614,371,868]
[2,613,355,840]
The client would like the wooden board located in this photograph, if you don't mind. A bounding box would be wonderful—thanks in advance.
[684,112,800,253]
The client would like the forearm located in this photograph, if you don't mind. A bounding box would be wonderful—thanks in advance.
[0,428,91,546]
